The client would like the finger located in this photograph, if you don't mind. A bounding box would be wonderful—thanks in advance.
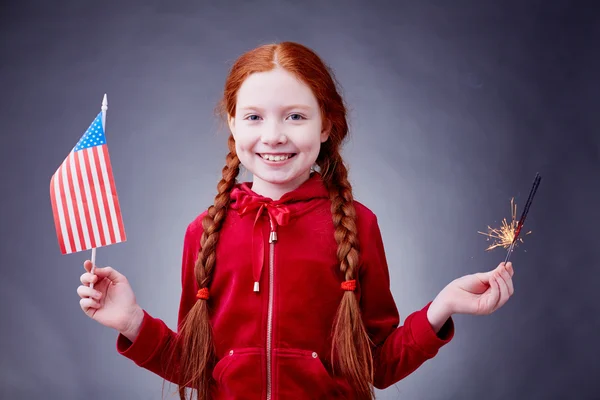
[486,274,501,313]
[80,272,98,286]
[497,262,514,277]
[84,260,94,273]
[506,262,514,277]
[485,262,507,281]
[499,265,514,296]
[493,271,510,312]
[77,285,102,300]
[80,297,101,314]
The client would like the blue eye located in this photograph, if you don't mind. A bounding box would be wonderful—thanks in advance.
[246,115,261,121]
[288,114,305,121]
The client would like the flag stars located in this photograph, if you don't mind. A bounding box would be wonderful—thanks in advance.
[72,113,107,151]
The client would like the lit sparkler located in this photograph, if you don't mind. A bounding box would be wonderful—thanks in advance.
[478,173,542,263]
[478,197,531,251]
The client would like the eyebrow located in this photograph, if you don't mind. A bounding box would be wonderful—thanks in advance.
[238,104,314,112]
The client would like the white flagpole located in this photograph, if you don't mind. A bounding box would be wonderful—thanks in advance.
[90,247,97,289]
[90,94,107,290]
[101,93,107,130]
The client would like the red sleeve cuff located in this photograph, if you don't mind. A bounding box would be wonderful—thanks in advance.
[116,309,169,366]
[409,301,455,357]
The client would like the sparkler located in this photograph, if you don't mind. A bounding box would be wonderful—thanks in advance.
[478,197,530,251]
[478,173,542,263]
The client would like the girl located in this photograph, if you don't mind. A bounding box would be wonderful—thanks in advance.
[77,41,514,400]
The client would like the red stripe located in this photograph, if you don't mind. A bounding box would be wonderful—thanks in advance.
[65,153,86,251]
[94,146,116,244]
[57,163,76,253]
[83,149,106,247]
[74,151,96,248]
[102,145,126,241]
[50,174,66,254]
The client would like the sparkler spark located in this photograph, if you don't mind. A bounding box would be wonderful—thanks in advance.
[478,197,532,251]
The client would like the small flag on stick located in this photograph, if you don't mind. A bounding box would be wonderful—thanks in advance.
[50,94,126,257]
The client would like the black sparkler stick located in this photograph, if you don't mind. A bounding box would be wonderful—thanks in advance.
[504,172,542,263]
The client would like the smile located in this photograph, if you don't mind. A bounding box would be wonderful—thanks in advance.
[257,153,296,162]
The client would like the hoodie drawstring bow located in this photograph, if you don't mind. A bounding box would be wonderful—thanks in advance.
[238,201,291,292]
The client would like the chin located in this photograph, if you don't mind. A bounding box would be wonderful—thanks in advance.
[254,167,310,185]
[255,172,297,184]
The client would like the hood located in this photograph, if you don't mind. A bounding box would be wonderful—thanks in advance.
[229,171,329,212]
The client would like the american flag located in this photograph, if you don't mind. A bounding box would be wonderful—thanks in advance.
[50,112,126,255]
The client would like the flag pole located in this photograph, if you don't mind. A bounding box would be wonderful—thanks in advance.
[101,93,107,130]
[90,94,107,290]
[90,247,97,289]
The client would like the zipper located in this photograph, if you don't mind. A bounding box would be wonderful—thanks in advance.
[266,229,277,399]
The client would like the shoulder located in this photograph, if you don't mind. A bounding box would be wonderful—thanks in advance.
[352,201,387,271]
[183,209,209,245]
[352,200,379,227]
[351,200,386,246]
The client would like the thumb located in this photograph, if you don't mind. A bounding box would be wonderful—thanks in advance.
[472,271,492,285]
[92,266,126,284]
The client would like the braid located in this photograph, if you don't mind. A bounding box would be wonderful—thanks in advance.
[175,134,240,400]
[322,151,375,400]
[198,134,241,286]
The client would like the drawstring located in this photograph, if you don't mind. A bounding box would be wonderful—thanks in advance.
[238,202,291,292]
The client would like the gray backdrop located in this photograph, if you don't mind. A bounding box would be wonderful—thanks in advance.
[1,0,598,399]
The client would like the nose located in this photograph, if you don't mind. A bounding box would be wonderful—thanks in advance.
[260,121,287,146]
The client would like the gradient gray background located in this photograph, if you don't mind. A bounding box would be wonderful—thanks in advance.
[1,1,598,399]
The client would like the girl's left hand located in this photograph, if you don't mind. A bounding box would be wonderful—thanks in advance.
[439,262,515,316]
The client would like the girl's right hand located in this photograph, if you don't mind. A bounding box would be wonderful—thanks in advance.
[77,260,144,341]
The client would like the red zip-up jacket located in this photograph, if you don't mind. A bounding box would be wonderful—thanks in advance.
[116,172,454,399]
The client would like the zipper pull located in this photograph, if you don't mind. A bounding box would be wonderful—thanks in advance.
[269,231,277,243]
[254,281,260,292]
[268,217,278,243]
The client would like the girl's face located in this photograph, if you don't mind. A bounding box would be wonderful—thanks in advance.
[228,67,329,200]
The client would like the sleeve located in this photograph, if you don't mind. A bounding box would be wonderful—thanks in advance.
[114,219,202,386]
[358,214,455,389]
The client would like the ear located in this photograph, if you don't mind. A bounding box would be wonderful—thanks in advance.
[228,115,236,137]
[320,120,331,143]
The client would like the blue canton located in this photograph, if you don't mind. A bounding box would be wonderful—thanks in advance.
[74,113,106,152]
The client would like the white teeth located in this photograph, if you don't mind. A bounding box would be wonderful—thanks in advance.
[260,154,292,161]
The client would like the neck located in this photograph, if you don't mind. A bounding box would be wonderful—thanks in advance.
[250,170,312,201]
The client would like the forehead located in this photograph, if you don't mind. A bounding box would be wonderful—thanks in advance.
[236,68,319,109]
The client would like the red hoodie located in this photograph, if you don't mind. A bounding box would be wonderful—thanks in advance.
[116,172,454,399]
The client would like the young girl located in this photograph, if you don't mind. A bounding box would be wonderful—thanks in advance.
[77,41,514,400]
